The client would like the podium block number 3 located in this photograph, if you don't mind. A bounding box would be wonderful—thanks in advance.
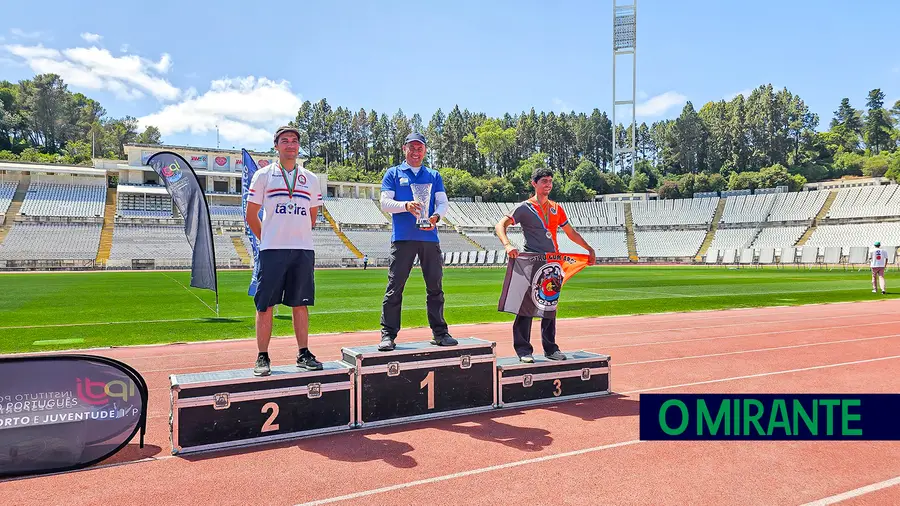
[420,371,435,409]
[261,402,280,432]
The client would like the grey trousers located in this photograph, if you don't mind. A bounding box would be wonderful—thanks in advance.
[380,241,449,339]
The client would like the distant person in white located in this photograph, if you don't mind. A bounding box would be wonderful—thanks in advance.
[871,241,887,294]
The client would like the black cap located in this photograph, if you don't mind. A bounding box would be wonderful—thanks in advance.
[404,132,427,145]
[274,125,301,144]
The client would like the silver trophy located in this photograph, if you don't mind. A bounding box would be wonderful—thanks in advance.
[410,183,433,229]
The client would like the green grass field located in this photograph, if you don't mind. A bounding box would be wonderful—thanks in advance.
[0,265,894,354]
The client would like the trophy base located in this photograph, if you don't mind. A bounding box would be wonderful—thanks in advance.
[417,222,433,230]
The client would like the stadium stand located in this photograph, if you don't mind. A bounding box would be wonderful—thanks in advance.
[0,181,17,215]
[631,197,717,227]
[4,175,900,270]
[825,185,900,219]
[634,229,707,258]
[804,222,900,255]
[0,223,101,260]
[752,226,807,247]
[18,182,106,218]
[107,225,241,267]
[341,230,393,258]
[323,198,388,226]
[719,194,777,224]
[766,191,828,222]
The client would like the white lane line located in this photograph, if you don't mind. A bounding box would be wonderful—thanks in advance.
[613,334,900,366]
[799,475,900,505]
[10,353,895,491]
[583,319,900,352]
[49,311,897,364]
[292,440,644,506]
[620,355,900,394]
[293,354,900,505]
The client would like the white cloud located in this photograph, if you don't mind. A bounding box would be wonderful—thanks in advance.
[635,91,687,118]
[724,88,753,101]
[10,28,44,39]
[3,43,179,101]
[120,43,129,53]
[80,32,102,43]
[138,76,303,145]
[153,53,172,73]
[552,97,571,112]
[637,90,649,100]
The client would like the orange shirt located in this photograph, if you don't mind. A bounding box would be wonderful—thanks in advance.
[508,197,570,253]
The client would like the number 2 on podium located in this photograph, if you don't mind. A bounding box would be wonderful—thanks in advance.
[261,402,280,432]
[420,371,435,409]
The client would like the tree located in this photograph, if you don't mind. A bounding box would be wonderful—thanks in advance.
[864,89,893,154]
[135,125,162,145]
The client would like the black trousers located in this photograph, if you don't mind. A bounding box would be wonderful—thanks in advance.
[513,314,558,358]
[381,241,449,338]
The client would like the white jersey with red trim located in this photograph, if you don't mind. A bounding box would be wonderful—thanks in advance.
[247,162,323,251]
[871,248,887,268]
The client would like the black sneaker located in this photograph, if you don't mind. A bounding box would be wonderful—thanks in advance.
[297,349,323,371]
[431,334,458,346]
[253,354,271,376]
[545,351,567,361]
[378,335,396,351]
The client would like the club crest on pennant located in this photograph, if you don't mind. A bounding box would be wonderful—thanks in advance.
[531,262,564,311]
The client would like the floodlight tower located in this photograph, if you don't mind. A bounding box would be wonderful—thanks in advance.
[612,0,637,175]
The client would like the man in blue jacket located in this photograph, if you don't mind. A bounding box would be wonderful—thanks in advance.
[378,132,457,351]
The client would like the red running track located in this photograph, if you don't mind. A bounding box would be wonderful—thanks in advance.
[2,300,899,506]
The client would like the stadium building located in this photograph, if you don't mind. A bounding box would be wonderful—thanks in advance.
[0,142,898,271]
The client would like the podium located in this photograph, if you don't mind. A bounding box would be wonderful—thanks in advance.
[495,351,610,408]
[342,338,496,428]
[168,339,612,454]
[169,361,354,454]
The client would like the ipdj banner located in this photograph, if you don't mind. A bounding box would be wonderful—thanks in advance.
[640,394,900,441]
[0,355,148,478]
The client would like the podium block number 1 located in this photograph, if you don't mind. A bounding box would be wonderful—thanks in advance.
[420,371,435,410]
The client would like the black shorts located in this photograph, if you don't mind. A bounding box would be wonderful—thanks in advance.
[254,249,315,312]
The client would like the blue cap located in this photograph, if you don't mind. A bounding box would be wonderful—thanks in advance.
[404,132,427,145]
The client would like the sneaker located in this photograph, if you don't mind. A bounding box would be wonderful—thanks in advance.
[431,334,458,346]
[520,355,535,363]
[545,351,567,361]
[297,349,323,371]
[253,355,271,376]
[873,289,877,293]
[378,335,396,352]
[883,291,887,295]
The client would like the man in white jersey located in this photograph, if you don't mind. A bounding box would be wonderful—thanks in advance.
[871,241,887,295]
[246,126,324,376]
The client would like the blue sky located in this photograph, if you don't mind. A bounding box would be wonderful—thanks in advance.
[2,0,899,152]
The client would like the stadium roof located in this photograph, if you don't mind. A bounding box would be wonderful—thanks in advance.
[0,160,106,176]
[124,143,307,159]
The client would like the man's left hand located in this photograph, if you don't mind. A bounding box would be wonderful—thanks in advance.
[419,214,440,231]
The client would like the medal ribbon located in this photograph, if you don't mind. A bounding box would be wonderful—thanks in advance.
[279,162,299,199]
[530,197,551,227]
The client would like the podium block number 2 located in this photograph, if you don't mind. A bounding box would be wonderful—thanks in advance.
[420,371,435,409]
[261,402,280,432]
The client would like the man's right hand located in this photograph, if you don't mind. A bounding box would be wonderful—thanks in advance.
[405,201,423,216]
[505,244,519,258]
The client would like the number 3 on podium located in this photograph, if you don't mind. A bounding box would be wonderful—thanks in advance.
[420,371,435,409]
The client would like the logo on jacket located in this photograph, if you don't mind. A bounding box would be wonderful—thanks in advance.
[531,262,564,311]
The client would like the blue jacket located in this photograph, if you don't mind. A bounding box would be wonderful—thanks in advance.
[381,163,446,243]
